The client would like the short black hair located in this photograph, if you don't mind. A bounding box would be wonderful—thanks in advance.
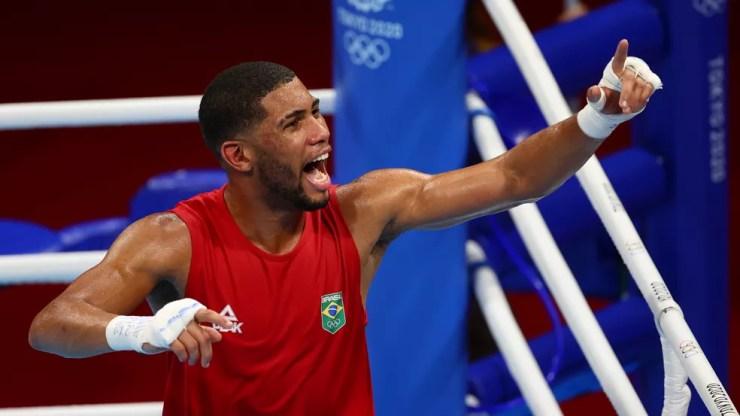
[198,61,296,157]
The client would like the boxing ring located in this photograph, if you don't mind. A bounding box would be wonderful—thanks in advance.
[0,0,734,415]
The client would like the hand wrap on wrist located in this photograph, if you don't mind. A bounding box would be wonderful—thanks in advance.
[105,298,206,353]
[577,56,663,140]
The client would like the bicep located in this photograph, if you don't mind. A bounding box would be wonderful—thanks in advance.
[347,166,508,238]
[391,161,523,232]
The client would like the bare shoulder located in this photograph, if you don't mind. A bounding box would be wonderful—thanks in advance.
[336,168,430,245]
[336,168,429,208]
[106,212,191,277]
[48,212,191,315]
[116,212,188,247]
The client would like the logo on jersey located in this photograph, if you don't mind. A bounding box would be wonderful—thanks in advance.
[321,292,346,334]
[213,304,243,334]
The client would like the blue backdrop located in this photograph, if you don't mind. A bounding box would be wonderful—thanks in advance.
[333,1,469,415]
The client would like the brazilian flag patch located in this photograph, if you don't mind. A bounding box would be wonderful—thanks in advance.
[321,292,346,334]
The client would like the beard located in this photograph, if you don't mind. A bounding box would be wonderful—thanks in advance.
[255,148,328,211]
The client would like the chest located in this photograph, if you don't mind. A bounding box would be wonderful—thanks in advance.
[192,241,359,347]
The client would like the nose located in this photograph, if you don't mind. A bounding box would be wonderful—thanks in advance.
[307,115,330,145]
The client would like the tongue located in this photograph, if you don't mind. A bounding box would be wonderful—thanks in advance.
[305,167,332,191]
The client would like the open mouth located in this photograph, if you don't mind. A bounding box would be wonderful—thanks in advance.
[302,153,331,191]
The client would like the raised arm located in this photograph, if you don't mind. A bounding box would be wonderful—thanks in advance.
[341,40,660,244]
[28,213,231,367]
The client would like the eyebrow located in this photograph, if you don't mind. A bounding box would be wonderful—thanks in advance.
[278,98,321,128]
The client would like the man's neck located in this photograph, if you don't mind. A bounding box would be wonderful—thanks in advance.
[224,183,305,255]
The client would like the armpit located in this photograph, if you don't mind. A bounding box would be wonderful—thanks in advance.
[147,279,182,313]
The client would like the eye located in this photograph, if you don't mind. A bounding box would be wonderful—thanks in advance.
[285,119,300,129]
[312,108,321,118]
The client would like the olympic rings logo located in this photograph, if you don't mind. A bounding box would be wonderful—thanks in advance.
[693,0,725,17]
[347,0,391,13]
[343,31,391,69]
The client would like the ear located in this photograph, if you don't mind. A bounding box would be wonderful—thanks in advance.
[220,140,254,173]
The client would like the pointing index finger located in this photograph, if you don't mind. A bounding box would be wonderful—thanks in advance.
[195,308,233,328]
[611,39,629,75]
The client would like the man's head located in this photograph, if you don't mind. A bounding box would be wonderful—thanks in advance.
[199,62,332,212]
[199,61,296,157]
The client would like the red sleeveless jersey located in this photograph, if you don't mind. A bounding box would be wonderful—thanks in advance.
[164,185,374,415]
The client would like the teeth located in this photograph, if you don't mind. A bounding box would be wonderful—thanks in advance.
[310,153,329,163]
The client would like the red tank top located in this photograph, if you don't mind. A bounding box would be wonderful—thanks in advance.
[164,185,374,415]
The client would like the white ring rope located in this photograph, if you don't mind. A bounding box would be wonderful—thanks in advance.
[468,92,645,415]
[0,89,335,130]
[0,402,162,416]
[468,240,563,415]
[481,0,737,414]
[0,251,104,285]
[661,335,691,415]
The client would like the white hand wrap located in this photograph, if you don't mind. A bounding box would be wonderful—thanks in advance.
[105,298,206,354]
[599,56,663,92]
[577,56,663,140]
